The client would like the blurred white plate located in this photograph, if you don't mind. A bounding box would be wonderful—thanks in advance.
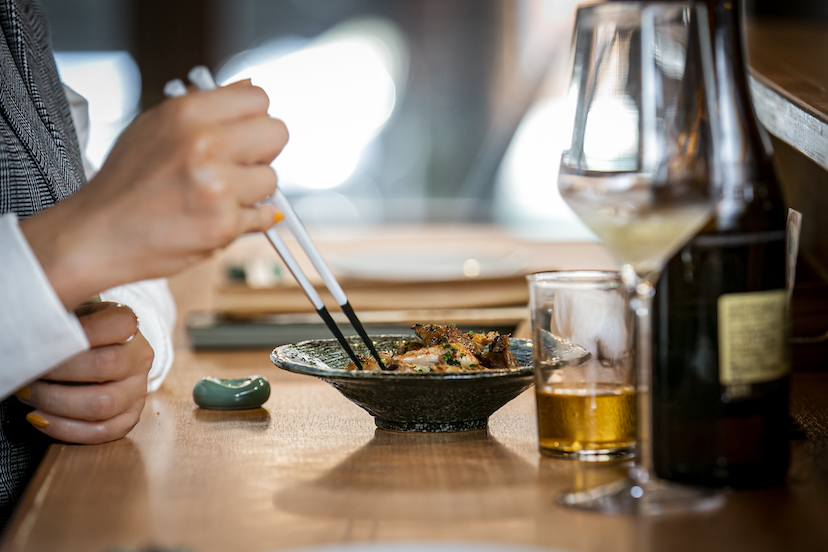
[326,249,527,281]
[278,543,564,552]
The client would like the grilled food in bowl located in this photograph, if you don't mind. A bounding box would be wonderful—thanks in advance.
[270,326,533,432]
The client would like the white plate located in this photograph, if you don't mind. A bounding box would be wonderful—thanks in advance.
[278,543,565,552]
[326,249,527,281]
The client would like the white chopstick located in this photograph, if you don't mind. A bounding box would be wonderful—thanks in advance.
[269,188,385,365]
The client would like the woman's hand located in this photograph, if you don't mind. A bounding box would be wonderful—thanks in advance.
[16,302,153,444]
[21,80,288,310]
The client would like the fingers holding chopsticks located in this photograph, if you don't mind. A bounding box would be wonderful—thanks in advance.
[20,72,291,309]
[213,114,289,167]
[168,79,269,124]
[165,72,287,232]
[161,75,287,235]
[165,72,287,213]
[231,164,280,206]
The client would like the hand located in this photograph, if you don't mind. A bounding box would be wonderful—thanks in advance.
[16,302,154,444]
[20,80,289,310]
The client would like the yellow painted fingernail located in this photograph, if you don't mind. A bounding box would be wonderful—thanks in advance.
[26,413,50,429]
[14,386,31,400]
[274,211,284,224]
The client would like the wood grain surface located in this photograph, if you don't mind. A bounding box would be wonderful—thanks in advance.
[747,17,828,171]
[747,18,828,124]
[4,228,828,552]
[3,348,828,552]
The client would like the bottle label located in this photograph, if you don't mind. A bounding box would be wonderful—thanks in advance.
[718,289,789,385]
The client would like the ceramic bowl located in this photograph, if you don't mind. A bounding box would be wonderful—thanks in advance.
[271,335,534,432]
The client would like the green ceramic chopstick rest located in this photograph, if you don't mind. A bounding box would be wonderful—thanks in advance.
[193,376,271,410]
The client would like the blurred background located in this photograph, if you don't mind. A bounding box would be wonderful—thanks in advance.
[42,0,595,241]
[39,0,828,356]
[40,0,825,240]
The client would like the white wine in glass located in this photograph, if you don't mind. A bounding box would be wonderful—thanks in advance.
[559,173,713,278]
[556,2,725,514]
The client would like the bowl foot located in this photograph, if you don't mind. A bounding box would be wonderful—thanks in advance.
[374,417,488,432]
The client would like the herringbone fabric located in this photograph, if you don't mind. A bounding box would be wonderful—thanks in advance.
[0,0,86,530]
[0,0,84,217]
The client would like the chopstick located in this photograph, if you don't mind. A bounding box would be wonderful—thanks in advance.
[165,67,386,370]
[262,223,367,370]
[268,188,386,368]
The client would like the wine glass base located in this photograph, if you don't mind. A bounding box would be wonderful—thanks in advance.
[557,468,726,515]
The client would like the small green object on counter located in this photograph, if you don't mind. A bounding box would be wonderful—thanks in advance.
[192,376,271,410]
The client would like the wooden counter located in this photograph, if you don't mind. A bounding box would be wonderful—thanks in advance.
[3,225,827,551]
[747,17,828,282]
[748,18,828,172]
[3,347,827,552]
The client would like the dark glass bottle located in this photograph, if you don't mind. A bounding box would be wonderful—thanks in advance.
[651,0,790,488]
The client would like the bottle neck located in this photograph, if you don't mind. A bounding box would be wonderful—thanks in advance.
[710,0,768,154]
[706,0,782,229]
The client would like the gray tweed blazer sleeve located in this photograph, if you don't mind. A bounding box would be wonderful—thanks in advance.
[0,0,86,219]
[0,0,88,529]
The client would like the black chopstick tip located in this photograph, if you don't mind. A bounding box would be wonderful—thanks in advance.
[317,307,363,370]
[340,302,387,369]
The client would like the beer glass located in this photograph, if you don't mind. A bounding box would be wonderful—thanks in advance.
[529,271,635,462]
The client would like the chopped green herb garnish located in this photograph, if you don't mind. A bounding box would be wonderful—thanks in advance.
[442,351,461,366]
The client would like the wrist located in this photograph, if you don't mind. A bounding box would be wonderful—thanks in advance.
[19,197,114,310]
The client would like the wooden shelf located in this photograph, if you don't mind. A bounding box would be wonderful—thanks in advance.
[746,17,828,282]
[748,18,828,172]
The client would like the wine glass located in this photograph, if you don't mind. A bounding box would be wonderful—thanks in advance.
[556,2,725,514]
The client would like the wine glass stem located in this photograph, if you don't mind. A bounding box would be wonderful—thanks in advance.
[623,265,656,478]
[635,280,655,475]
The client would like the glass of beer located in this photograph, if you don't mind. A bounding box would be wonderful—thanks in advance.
[528,271,635,461]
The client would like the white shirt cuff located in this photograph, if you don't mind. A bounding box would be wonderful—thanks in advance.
[100,279,176,393]
[0,213,89,399]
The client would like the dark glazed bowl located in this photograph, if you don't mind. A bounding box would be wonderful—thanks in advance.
[271,335,534,432]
